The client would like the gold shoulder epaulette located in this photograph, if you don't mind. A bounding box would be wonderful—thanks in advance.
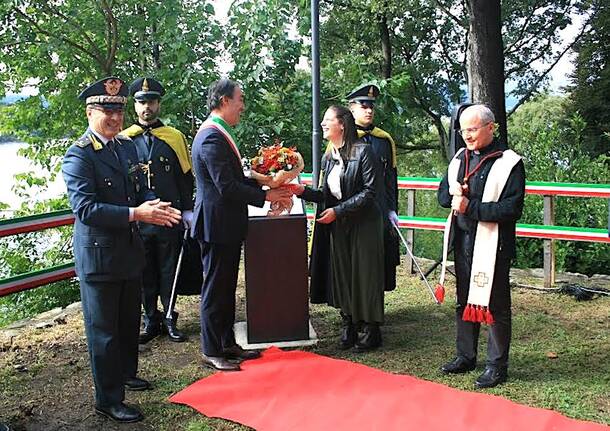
[87,134,104,151]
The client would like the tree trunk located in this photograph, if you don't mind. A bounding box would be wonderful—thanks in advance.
[152,22,161,69]
[378,11,392,79]
[467,0,508,147]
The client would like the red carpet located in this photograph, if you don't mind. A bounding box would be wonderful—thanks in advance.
[170,347,609,431]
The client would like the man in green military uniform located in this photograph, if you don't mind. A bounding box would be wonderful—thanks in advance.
[122,77,194,344]
[347,84,400,292]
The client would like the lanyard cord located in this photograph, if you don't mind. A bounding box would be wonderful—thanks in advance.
[463,149,503,189]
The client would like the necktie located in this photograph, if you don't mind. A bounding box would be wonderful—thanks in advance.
[107,139,119,160]
[142,130,150,147]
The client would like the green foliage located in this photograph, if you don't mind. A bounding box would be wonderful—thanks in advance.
[0,0,221,159]
[0,0,221,325]
[566,1,610,158]
[0,200,77,327]
[0,0,608,329]
[509,94,610,275]
[0,280,80,327]
[225,0,314,167]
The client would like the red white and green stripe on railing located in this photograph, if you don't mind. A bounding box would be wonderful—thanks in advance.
[304,213,609,243]
[524,181,610,198]
[300,174,610,198]
[2,210,608,297]
[516,223,610,243]
[0,209,75,238]
[0,262,75,297]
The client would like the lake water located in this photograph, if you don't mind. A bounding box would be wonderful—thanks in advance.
[0,141,66,213]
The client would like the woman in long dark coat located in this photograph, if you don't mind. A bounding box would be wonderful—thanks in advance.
[293,105,385,351]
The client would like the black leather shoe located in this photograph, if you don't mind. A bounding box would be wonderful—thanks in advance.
[202,355,241,371]
[353,322,382,352]
[124,376,152,391]
[139,322,161,344]
[223,345,261,360]
[163,318,187,343]
[475,366,507,389]
[95,402,144,423]
[441,357,476,374]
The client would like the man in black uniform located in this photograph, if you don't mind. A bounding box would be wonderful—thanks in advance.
[437,104,525,389]
[123,77,194,344]
[62,77,182,422]
[347,83,400,292]
[343,84,399,350]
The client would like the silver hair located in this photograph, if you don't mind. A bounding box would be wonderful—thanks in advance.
[461,104,495,124]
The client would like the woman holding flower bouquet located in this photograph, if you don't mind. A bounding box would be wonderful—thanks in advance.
[292,105,385,352]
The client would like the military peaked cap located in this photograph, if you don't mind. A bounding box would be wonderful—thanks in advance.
[129,77,165,101]
[78,76,128,109]
[346,83,380,104]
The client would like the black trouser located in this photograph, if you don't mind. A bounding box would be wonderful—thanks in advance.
[141,232,182,325]
[454,234,512,369]
[198,240,241,356]
[80,278,141,407]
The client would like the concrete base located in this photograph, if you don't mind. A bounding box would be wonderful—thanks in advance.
[234,320,318,350]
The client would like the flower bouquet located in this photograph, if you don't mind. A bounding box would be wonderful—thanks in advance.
[249,143,304,216]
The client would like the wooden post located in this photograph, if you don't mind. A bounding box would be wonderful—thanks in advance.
[543,195,555,288]
[406,189,415,274]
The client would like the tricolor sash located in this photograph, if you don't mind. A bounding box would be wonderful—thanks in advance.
[199,115,242,162]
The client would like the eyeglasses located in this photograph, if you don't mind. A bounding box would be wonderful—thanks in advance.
[89,106,125,115]
[457,122,491,136]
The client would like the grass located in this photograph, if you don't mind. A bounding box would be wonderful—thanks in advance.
[0,259,608,430]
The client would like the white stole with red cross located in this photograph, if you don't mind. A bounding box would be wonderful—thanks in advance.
[441,148,521,324]
[465,149,521,323]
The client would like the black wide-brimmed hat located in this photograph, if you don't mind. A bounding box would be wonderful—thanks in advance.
[78,76,128,110]
[129,77,165,101]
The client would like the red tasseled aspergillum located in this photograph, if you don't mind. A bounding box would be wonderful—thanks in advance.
[434,283,445,303]
[485,308,495,325]
[476,306,485,322]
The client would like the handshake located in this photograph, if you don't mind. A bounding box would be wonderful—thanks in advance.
[264,184,304,217]
[264,183,304,203]
[264,184,336,224]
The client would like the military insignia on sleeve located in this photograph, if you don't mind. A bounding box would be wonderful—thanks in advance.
[75,137,91,148]
[128,164,140,175]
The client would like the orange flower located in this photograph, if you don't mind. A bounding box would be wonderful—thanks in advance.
[251,143,299,175]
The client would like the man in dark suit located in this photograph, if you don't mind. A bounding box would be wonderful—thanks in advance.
[62,77,182,422]
[191,78,292,371]
[123,77,194,344]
